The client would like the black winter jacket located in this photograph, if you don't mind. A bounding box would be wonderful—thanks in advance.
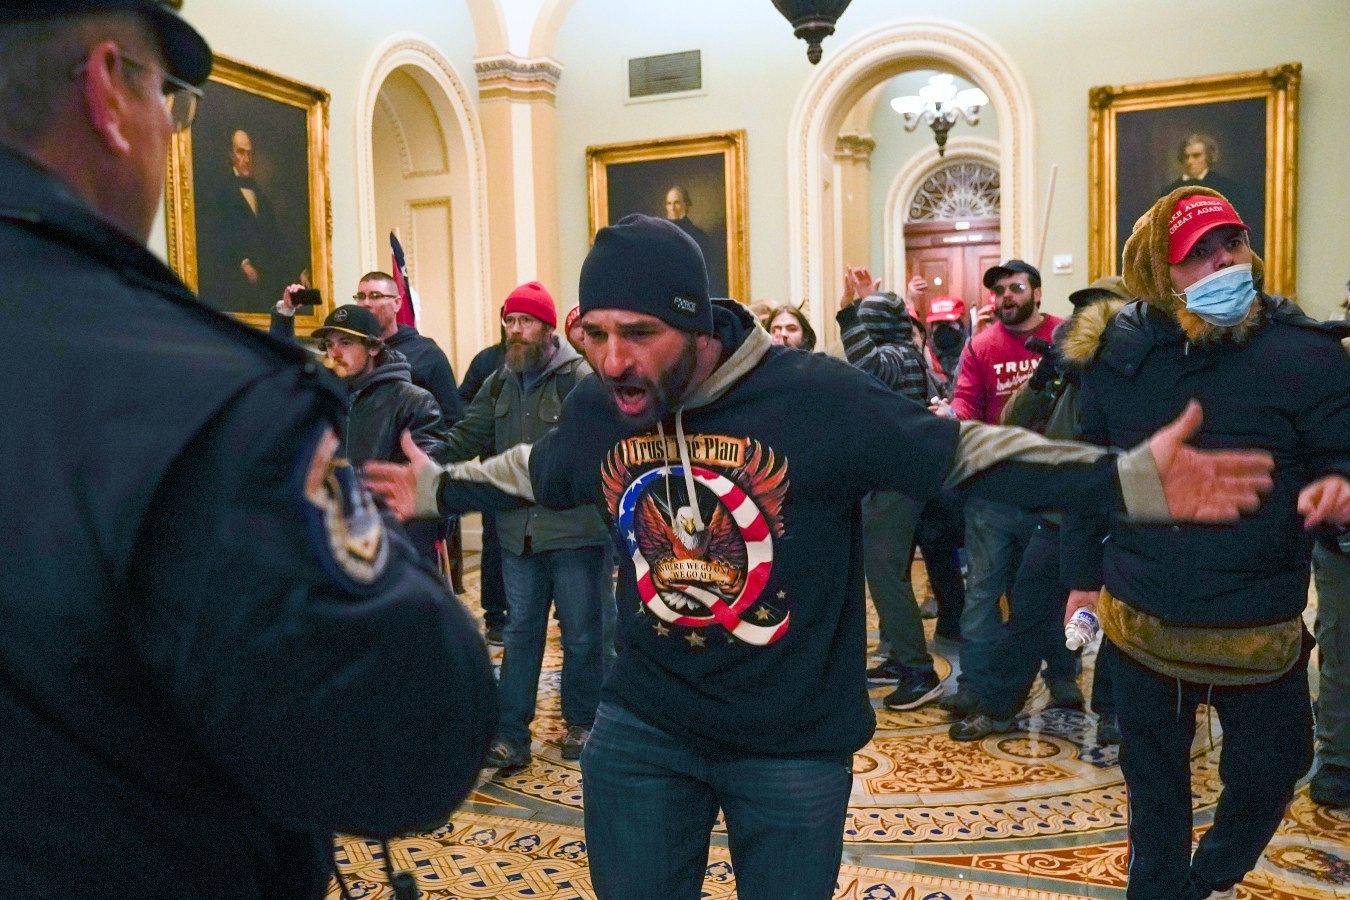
[387,324,464,424]
[1062,296,1350,627]
[345,349,450,467]
[0,145,496,897]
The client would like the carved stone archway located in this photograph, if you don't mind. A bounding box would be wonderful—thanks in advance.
[787,18,1035,344]
[356,35,492,367]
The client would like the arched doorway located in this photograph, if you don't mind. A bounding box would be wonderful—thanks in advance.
[884,141,1001,320]
[357,37,490,372]
[787,19,1035,346]
[884,137,999,301]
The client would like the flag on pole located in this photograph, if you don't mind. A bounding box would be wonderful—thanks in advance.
[390,230,417,327]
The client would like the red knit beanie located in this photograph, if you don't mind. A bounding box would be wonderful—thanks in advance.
[502,281,557,328]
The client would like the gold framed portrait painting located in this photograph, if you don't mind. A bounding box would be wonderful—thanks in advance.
[1088,63,1299,296]
[587,130,749,301]
[165,55,332,330]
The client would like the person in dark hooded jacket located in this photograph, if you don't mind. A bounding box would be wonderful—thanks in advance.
[837,268,945,710]
[311,304,450,561]
[1060,189,1350,900]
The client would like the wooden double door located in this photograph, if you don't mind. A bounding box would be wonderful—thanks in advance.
[903,216,1001,323]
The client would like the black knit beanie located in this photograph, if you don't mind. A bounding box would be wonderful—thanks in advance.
[579,214,713,333]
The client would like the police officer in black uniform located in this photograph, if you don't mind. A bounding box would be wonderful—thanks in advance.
[0,3,496,897]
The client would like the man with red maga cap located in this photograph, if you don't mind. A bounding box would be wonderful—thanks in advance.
[1061,189,1350,899]
[365,213,1282,899]
[431,282,611,768]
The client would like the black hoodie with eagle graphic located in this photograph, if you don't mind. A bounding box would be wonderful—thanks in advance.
[430,300,1172,758]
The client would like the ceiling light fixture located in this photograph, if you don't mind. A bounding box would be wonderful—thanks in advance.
[890,73,989,156]
[771,0,854,64]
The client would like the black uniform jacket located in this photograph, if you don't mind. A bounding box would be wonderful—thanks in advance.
[0,145,496,898]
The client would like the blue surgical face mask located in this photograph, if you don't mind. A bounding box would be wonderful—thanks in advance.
[1179,263,1256,327]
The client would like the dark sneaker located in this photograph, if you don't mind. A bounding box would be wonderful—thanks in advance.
[1096,716,1121,745]
[484,625,504,647]
[866,659,903,683]
[1310,764,1350,808]
[948,713,1014,742]
[883,669,943,711]
[1046,676,1085,711]
[938,687,979,719]
[484,739,531,769]
[560,725,590,761]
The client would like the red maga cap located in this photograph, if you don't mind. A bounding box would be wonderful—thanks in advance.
[1167,194,1247,264]
[926,296,966,323]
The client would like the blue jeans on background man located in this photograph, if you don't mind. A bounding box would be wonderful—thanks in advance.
[979,522,1085,720]
[581,701,853,900]
[954,498,1037,701]
[497,545,607,748]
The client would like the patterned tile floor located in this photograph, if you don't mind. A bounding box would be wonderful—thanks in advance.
[330,560,1349,900]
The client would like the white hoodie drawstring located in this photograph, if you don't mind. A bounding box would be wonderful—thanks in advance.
[674,413,705,533]
[656,413,706,540]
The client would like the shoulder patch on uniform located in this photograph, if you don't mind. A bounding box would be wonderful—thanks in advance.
[302,427,389,587]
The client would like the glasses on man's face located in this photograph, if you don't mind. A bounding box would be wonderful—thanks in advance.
[72,51,202,132]
[990,282,1029,297]
[352,292,399,302]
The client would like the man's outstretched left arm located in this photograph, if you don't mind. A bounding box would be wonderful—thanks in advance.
[945,400,1273,523]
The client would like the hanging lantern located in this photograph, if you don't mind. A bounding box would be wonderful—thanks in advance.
[771,0,854,64]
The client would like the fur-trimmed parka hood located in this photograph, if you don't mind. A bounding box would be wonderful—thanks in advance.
[1122,185,1266,346]
[1059,297,1128,367]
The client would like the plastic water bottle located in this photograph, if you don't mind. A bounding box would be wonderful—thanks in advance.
[1064,608,1100,651]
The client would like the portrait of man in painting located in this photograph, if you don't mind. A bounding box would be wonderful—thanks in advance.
[605,154,730,298]
[191,80,312,315]
[1115,97,1267,265]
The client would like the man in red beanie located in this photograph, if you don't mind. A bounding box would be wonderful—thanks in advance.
[432,281,612,768]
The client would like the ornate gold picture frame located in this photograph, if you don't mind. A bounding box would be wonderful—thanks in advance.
[1088,63,1299,296]
[165,55,332,331]
[587,130,749,302]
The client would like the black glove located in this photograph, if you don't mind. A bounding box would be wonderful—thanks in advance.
[1027,353,1062,391]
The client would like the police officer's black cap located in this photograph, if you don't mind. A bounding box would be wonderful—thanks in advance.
[982,258,1042,290]
[1,1,213,86]
[312,305,384,344]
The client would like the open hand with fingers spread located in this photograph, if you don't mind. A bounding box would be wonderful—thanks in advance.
[1149,400,1274,522]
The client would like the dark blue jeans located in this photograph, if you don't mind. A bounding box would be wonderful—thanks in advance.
[581,701,853,900]
[981,523,1084,719]
[497,545,607,746]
